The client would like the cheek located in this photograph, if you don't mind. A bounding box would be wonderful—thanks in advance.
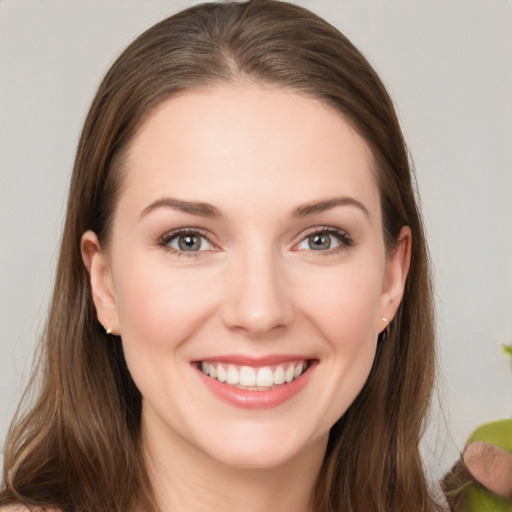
[298,261,384,343]
[302,266,382,420]
[112,260,222,407]
[113,255,219,353]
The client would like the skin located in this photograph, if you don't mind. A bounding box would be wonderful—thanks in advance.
[464,442,512,498]
[81,84,411,512]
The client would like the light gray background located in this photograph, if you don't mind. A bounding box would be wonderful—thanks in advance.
[1,0,511,482]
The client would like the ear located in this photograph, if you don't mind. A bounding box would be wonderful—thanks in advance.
[378,226,411,332]
[81,230,120,335]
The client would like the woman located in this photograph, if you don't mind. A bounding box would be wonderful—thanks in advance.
[1,1,441,511]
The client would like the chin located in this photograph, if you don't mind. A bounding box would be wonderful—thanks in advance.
[195,420,326,471]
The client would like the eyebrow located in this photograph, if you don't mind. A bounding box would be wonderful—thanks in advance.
[140,198,222,219]
[292,196,370,218]
[139,195,369,220]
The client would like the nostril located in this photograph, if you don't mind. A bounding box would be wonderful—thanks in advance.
[220,275,295,335]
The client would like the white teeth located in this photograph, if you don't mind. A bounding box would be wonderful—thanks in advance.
[239,366,256,386]
[256,367,274,387]
[200,360,308,388]
[226,365,239,385]
[217,365,227,383]
[273,365,285,385]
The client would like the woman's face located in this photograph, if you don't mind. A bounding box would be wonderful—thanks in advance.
[83,84,410,470]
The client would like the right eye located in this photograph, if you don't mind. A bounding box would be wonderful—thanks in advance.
[159,229,214,255]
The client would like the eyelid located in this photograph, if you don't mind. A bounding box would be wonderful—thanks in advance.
[156,225,353,256]
[157,227,218,255]
[293,226,353,252]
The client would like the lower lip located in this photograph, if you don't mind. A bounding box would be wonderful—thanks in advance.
[195,362,317,410]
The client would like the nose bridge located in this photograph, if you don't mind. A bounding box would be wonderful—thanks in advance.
[222,240,294,335]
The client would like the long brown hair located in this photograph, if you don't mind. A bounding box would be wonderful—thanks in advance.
[1,1,440,511]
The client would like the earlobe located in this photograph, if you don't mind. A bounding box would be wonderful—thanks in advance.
[81,230,120,335]
[379,226,412,327]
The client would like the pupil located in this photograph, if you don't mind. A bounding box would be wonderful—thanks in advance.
[179,235,201,251]
[309,233,331,250]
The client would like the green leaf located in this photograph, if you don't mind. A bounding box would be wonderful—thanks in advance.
[503,344,512,368]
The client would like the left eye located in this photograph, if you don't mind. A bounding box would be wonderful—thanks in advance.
[166,232,213,252]
[296,230,348,251]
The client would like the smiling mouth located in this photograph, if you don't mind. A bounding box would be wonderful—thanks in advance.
[197,360,311,390]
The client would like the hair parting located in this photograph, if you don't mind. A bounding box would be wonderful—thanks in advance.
[1,2,441,511]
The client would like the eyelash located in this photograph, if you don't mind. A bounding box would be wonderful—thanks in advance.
[157,228,215,258]
[157,226,354,257]
[294,226,354,255]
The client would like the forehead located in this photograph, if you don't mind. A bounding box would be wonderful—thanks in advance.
[118,84,379,219]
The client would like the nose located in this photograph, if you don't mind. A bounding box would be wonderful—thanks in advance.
[220,248,295,336]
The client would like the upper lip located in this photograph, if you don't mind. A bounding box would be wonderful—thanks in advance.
[193,354,315,366]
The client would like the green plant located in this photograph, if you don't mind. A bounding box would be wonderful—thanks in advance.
[503,345,512,368]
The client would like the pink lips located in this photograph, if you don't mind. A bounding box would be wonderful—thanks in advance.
[193,355,317,410]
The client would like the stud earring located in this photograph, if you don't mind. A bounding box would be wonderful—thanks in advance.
[380,317,390,341]
[105,326,112,335]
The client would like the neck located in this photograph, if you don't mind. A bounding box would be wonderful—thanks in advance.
[142,416,327,512]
